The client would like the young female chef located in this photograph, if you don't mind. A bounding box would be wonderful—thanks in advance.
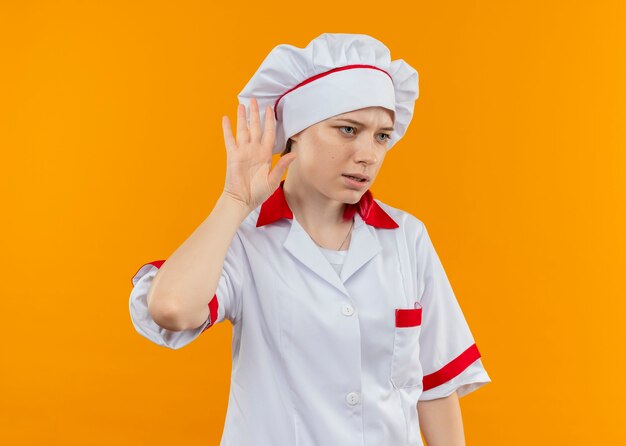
[129,33,491,446]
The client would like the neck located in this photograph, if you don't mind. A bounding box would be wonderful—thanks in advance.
[283,177,348,227]
[282,176,355,249]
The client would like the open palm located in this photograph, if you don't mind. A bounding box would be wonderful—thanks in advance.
[221,97,297,211]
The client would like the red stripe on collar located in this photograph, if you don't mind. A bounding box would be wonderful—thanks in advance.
[256,180,399,229]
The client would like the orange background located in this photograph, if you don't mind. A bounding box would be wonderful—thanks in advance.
[2,1,625,444]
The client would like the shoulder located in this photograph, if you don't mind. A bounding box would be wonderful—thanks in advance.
[373,198,427,241]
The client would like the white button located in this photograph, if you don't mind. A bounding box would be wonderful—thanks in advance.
[341,303,354,316]
[346,392,361,405]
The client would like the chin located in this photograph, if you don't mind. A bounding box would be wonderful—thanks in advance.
[342,189,365,204]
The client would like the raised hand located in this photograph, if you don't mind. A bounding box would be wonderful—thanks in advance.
[221,97,297,211]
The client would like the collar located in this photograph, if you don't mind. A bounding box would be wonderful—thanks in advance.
[256,180,399,229]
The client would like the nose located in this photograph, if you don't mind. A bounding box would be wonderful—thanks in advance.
[354,136,379,165]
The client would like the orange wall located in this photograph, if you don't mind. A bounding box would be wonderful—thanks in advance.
[1,1,625,444]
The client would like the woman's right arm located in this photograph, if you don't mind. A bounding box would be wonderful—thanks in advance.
[145,97,297,331]
[146,194,251,331]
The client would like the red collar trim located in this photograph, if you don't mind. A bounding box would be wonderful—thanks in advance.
[256,180,399,229]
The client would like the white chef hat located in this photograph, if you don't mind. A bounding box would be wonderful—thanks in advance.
[237,33,419,155]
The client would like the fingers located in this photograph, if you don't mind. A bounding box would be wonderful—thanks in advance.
[236,103,249,144]
[267,151,297,189]
[228,97,274,153]
[261,104,276,150]
[222,115,236,151]
[249,97,261,143]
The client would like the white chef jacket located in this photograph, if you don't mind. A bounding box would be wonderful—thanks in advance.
[129,180,492,446]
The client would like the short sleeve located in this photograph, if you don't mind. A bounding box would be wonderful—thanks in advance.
[416,223,492,400]
[128,232,245,350]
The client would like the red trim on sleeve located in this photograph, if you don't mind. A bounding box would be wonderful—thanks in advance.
[201,294,219,333]
[422,344,482,391]
[395,307,422,327]
[130,260,218,334]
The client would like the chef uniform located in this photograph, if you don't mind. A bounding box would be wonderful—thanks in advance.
[129,33,491,446]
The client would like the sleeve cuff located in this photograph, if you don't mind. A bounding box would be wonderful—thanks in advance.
[129,262,213,350]
[419,357,492,401]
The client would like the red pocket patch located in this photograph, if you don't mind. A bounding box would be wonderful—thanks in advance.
[395,307,422,327]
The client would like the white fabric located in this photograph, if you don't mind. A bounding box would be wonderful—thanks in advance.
[129,200,491,446]
[317,245,349,276]
[237,33,419,154]
[280,68,396,142]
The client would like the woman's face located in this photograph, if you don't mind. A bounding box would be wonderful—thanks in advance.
[287,106,394,204]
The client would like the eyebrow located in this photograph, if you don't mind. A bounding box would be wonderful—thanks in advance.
[333,118,394,132]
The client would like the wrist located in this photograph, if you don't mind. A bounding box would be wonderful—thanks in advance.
[218,192,253,219]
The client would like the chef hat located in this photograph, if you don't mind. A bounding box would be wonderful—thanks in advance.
[237,33,419,155]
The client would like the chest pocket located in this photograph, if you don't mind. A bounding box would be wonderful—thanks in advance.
[388,223,423,390]
[390,301,423,390]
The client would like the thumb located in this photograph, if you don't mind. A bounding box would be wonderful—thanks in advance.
[268,152,297,190]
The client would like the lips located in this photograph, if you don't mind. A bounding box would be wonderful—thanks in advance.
[342,173,370,182]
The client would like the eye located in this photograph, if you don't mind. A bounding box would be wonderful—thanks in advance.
[339,126,356,135]
[338,126,391,143]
